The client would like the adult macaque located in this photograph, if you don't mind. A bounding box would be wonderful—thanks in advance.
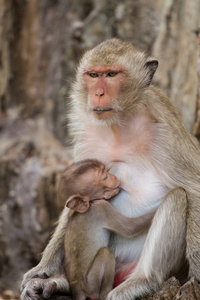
[21,38,199,300]
[61,159,155,300]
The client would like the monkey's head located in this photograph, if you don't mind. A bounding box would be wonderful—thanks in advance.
[71,38,158,125]
[59,159,120,213]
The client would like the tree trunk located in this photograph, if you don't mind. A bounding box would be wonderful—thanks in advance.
[152,0,200,133]
[0,0,72,292]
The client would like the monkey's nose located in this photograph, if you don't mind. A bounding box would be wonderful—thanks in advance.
[95,88,104,97]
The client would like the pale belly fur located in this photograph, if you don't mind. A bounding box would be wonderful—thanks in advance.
[108,161,168,269]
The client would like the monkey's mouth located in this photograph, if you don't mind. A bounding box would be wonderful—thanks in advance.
[93,107,113,114]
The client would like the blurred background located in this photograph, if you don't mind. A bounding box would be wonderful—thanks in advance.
[0,0,200,298]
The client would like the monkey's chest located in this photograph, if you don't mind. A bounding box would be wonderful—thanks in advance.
[76,132,168,213]
[76,138,150,167]
[76,110,154,163]
[110,162,167,216]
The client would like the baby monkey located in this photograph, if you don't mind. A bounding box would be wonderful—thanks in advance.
[59,160,155,300]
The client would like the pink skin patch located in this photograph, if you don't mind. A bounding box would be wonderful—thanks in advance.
[113,264,137,288]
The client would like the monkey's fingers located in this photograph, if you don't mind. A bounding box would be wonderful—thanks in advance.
[21,265,50,291]
[42,276,70,299]
[21,269,37,291]
[20,278,46,300]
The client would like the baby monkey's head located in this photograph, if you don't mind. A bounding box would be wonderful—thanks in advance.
[58,159,120,213]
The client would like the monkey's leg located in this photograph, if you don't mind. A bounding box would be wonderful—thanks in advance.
[21,208,70,300]
[106,187,187,300]
[186,203,200,280]
[86,247,115,300]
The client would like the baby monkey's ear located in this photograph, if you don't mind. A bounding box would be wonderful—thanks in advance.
[66,194,90,213]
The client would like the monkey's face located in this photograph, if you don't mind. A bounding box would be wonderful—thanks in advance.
[72,39,158,126]
[85,165,121,201]
[83,66,128,123]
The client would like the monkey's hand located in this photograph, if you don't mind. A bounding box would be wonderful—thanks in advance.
[21,264,47,292]
[21,270,70,300]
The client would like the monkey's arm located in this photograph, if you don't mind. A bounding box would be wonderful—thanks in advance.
[102,201,156,237]
[21,208,70,299]
[120,209,156,237]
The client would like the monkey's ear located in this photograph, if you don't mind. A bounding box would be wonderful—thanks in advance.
[66,194,90,213]
[144,59,158,86]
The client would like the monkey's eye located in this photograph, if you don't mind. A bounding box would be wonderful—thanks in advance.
[101,171,107,180]
[107,72,118,77]
[89,72,98,78]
